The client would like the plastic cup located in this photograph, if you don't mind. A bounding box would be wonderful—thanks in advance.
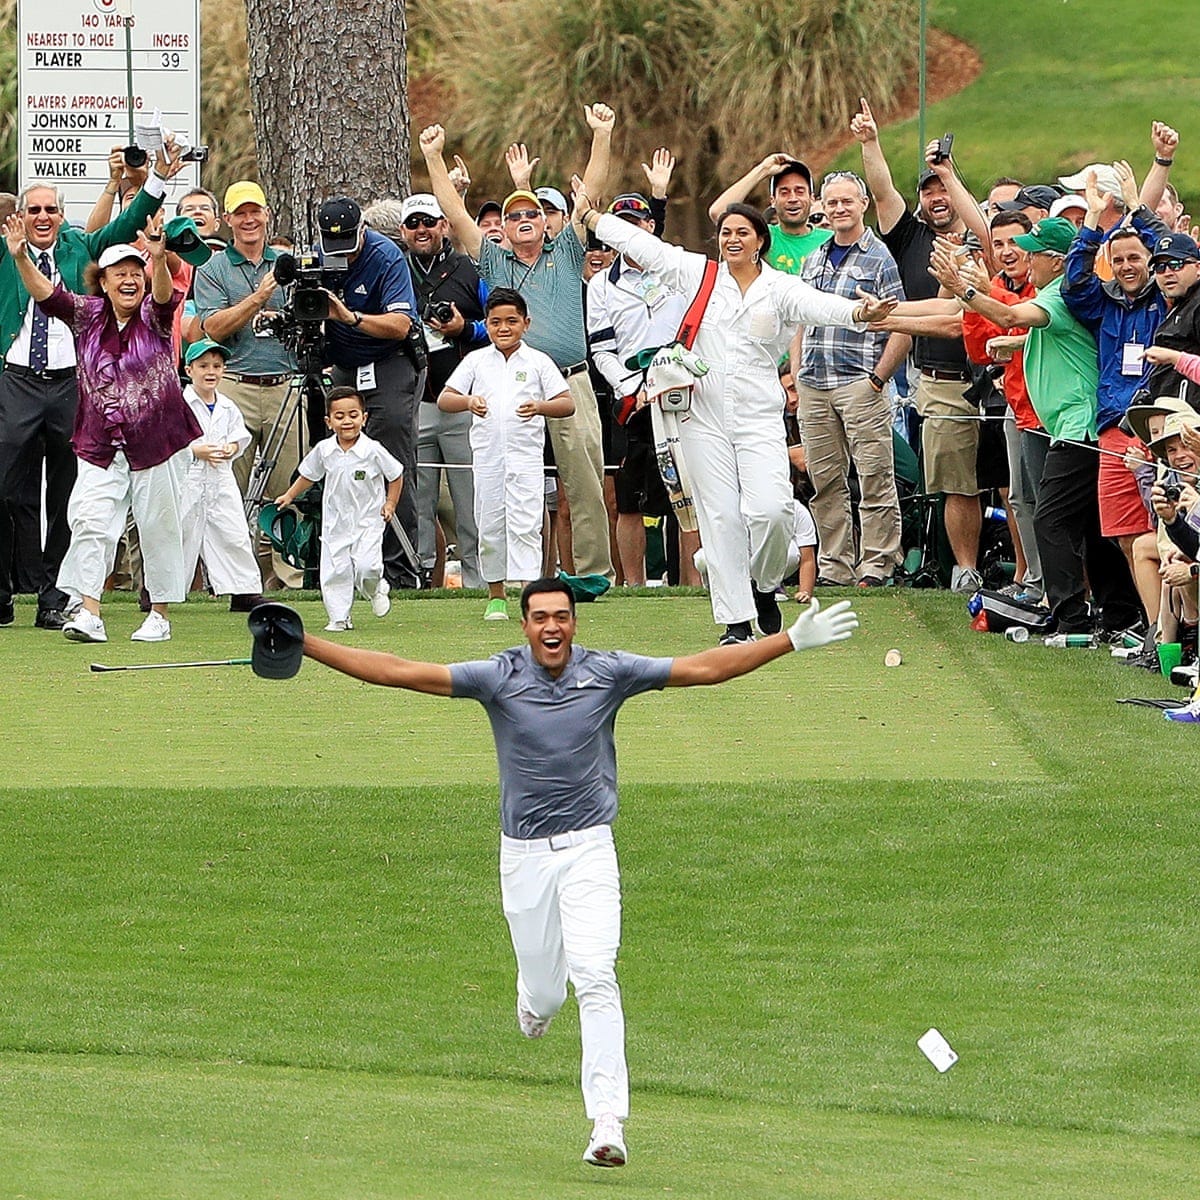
[1158,642,1183,678]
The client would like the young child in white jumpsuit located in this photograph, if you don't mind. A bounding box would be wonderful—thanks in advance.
[276,386,404,631]
[437,288,575,622]
[179,339,262,605]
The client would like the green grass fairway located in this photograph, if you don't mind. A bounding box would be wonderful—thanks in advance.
[2,591,1198,1197]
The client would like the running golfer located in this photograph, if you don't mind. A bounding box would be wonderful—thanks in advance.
[299,577,857,1168]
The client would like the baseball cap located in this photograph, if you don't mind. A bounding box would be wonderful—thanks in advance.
[502,190,541,216]
[1049,194,1088,219]
[770,160,813,193]
[400,193,443,222]
[608,193,653,222]
[223,181,267,213]
[1149,232,1200,264]
[998,185,1063,213]
[1013,216,1077,255]
[247,602,305,681]
[317,197,363,254]
[917,168,940,190]
[184,337,231,366]
[96,243,146,270]
[535,186,569,214]
[1059,164,1121,196]
[163,215,212,266]
[475,199,501,222]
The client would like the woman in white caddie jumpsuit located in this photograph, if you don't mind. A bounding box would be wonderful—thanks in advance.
[580,195,895,643]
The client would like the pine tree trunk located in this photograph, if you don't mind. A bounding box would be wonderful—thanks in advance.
[243,0,410,244]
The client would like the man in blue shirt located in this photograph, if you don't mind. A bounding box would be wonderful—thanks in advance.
[318,197,422,588]
[295,577,857,1169]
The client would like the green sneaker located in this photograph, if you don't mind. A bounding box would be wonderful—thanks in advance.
[484,598,509,621]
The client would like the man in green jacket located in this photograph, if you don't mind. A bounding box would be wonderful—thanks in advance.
[0,144,181,630]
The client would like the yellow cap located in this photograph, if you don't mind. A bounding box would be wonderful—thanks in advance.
[223,180,267,213]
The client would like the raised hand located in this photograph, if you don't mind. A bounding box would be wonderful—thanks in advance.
[142,210,166,258]
[418,124,446,159]
[1152,120,1180,160]
[584,102,615,134]
[641,148,676,198]
[448,154,472,198]
[849,97,878,144]
[3,212,28,258]
[505,143,540,190]
[1112,160,1140,212]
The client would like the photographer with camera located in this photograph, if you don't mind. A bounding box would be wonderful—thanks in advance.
[390,193,487,589]
[193,181,301,591]
[315,197,423,591]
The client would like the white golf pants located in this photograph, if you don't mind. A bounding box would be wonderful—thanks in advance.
[500,824,627,1120]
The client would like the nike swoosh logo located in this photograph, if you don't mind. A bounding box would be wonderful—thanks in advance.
[576,677,593,688]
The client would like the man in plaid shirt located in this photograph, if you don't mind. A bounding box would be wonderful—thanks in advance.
[793,170,909,587]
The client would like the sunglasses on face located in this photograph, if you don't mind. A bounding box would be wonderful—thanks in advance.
[24,205,59,216]
[809,212,828,225]
[504,209,541,223]
[1153,259,1192,274]
[403,215,440,229]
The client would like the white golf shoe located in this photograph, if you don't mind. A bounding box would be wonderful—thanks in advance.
[324,619,353,632]
[516,999,551,1039]
[63,609,107,643]
[583,1113,627,1168]
[371,578,391,618]
[131,612,171,642]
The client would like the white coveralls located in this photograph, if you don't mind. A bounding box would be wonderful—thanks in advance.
[594,214,864,626]
[296,433,404,624]
[444,343,569,584]
[180,386,261,597]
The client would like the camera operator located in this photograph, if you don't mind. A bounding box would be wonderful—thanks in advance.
[316,197,422,590]
[385,193,487,588]
[193,181,301,590]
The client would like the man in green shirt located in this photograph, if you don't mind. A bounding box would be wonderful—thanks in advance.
[938,216,1142,635]
[707,155,831,275]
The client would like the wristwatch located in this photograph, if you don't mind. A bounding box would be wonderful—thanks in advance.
[867,372,884,392]
[961,286,978,304]
[352,312,363,327]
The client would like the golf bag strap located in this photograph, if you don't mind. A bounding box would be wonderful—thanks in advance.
[675,260,719,351]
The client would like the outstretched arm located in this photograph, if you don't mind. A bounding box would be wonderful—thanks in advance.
[303,635,454,696]
[575,103,616,237]
[418,124,483,261]
[667,599,857,686]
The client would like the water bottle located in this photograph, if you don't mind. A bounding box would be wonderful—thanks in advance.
[1004,626,1029,643]
[444,559,462,589]
[1043,633,1095,649]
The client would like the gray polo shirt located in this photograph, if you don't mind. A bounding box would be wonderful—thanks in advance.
[193,243,297,375]
[475,227,587,369]
[450,643,673,839]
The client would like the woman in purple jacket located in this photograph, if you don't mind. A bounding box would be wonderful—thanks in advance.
[3,210,201,644]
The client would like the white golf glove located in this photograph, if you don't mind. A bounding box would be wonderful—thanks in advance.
[786,598,858,652]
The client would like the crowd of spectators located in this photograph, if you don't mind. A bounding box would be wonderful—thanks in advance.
[2,101,1199,668]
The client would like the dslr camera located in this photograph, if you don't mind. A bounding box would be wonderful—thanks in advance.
[1161,482,1183,503]
[423,300,455,325]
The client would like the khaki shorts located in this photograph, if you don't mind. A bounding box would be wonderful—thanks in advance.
[915,373,980,496]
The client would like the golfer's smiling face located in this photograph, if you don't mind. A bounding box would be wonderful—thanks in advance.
[522,590,577,677]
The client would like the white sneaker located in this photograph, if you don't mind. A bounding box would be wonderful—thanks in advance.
[517,999,551,1040]
[950,565,984,595]
[371,578,391,618]
[131,611,171,642]
[62,609,107,643]
[583,1114,627,1168]
[324,619,353,632]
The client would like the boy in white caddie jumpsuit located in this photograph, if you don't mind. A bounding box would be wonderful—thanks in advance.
[276,386,403,632]
[180,338,263,607]
[579,194,892,643]
[438,288,575,622]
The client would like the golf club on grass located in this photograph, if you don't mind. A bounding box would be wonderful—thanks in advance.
[89,658,252,673]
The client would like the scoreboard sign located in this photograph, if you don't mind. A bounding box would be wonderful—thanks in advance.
[18,0,201,224]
